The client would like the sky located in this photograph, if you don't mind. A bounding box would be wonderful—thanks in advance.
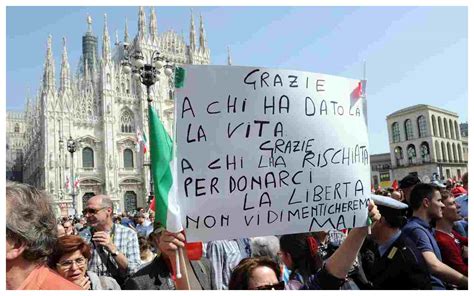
[5,5,468,154]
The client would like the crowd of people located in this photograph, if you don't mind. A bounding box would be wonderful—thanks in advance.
[5,171,468,290]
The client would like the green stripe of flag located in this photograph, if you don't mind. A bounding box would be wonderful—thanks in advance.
[148,106,174,230]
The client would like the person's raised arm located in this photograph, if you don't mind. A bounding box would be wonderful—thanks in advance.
[325,201,381,279]
[157,230,190,290]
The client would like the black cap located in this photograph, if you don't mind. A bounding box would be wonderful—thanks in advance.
[399,174,421,189]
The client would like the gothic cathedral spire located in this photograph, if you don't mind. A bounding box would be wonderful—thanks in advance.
[124,17,129,43]
[149,7,158,43]
[59,37,71,95]
[42,34,56,92]
[138,6,147,39]
[199,13,207,50]
[102,13,111,62]
[189,9,196,50]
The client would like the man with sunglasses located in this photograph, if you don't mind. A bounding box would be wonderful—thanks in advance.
[84,195,141,286]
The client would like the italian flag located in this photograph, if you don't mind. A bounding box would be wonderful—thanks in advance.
[148,106,182,233]
[136,128,148,154]
[73,176,80,189]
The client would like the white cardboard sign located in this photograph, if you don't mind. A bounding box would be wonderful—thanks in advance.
[175,65,370,242]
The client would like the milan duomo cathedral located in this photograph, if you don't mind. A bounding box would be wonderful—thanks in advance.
[8,7,215,217]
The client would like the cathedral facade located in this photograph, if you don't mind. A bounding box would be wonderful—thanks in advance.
[17,7,211,217]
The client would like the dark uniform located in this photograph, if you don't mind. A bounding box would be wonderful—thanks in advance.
[354,194,432,290]
[358,233,432,289]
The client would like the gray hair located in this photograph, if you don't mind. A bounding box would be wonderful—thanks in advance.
[100,195,114,213]
[6,182,58,262]
[250,236,281,263]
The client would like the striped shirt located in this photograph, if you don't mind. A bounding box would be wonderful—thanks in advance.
[88,223,141,276]
[206,240,243,290]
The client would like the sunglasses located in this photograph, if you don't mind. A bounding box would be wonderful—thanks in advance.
[82,207,107,215]
[256,281,285,290]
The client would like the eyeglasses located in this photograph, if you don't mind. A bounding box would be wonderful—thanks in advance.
[57,257,87,269]
[255,281,285,290]
[82,207,107,215]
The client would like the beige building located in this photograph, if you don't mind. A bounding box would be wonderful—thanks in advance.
[8,7,214,217]
[386,104,467,182]
[460,122,468,163]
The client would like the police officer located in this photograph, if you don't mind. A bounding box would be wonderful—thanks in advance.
[357,194,432,289]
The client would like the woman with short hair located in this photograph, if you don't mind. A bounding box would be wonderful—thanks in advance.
[228,257,284,290]
[49,235,121,290]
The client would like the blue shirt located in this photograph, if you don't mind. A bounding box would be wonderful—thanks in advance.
[455,194,468,218]
[135,223,153,238]
[378,230,401,257]
[402,216,445,289]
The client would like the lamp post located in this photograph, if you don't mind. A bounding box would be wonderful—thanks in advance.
[121,43,173,209]
[143,162,155,208]
[59,137,64,202]
[67,136,77,217]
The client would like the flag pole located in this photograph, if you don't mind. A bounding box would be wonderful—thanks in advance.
[177,247,191,288]
[146,81,190,289]
[362,60,372,235]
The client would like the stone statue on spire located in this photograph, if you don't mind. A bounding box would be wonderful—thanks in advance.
[227,46,232,66]
[87,15,93,33]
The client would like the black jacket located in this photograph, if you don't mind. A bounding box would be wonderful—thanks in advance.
[358,234,432,290]
[122,255,212,290]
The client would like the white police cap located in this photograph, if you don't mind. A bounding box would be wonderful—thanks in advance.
[370,194,408,210]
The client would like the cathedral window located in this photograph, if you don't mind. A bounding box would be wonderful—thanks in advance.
[14,124,20,133]
[82,147,94,168]
[124,148,134,169]
[120,109,134,133]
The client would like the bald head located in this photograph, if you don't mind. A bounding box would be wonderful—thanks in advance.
[88,195,113,211]
[85,195,114,230]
